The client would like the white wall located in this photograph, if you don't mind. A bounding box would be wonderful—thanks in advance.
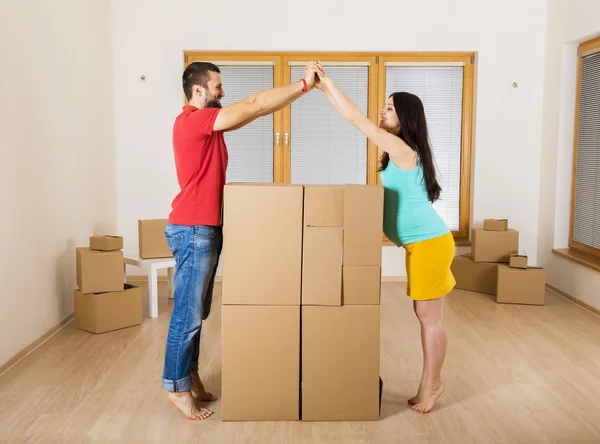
[538,0,600,309]
[111,0,548,276]
[0,1,116,366]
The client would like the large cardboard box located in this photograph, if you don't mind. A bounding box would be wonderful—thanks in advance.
[302,227,343,306]
[497,265,545,305]
[222,306,300,421]
[138,219,171,259]
[471,228,519,263]
[76,248,124,294]
[222,184,303,306]
[90,235,123,251]
[302,306,380,421]
[74,284,142,334]
[450,254,498,295]
[343,185,384,267]
[342,266,381,305]
[304,185,345,227]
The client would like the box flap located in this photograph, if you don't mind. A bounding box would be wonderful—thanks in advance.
[303,185,345,227]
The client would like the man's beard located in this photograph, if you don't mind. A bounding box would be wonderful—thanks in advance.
[205,95,222,109]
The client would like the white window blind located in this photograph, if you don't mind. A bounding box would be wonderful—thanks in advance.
[385,66,463,231]
[290,65,368,185]
[219,65,274,183]
[573,51,600,250]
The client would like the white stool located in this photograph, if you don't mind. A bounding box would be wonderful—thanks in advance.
[124,255,176,318]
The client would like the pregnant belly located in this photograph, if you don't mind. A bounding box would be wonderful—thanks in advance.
[384,204,444,244]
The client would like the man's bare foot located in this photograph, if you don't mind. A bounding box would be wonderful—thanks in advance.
[167,391,213,420]
[411,383,445,413]
[190,372,218,402]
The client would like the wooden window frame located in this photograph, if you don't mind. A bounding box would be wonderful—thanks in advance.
[183,51,475,245]
[569,37,600,259]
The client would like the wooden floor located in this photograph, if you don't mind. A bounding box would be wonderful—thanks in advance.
[2,282,600,444]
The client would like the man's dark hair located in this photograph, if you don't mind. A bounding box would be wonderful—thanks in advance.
[182,62,221,100]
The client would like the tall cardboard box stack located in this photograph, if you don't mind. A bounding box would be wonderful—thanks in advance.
[74,235,142,334]
[221,184,383,422]
[451,219,546,305]
[221,184,303,421]
[301,185,382,421]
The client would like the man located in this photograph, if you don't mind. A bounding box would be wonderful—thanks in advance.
[163,60,323,420]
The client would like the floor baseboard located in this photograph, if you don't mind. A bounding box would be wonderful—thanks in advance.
[546,284,600,317]
[0,312,74,378]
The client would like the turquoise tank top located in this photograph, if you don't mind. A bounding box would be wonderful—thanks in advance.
[379,160,449,246]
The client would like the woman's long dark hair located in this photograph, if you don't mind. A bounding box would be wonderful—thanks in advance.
[379,92,441,203]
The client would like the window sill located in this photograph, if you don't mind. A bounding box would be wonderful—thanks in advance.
[552,248,600,273]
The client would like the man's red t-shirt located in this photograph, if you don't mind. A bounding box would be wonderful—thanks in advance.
[168,106,228,226]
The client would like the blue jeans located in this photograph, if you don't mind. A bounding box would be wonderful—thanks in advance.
[162,223,222,392]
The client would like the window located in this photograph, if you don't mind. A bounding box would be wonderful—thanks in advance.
[571,37,600,258]
[281,55,380,186]
[289,63,369,185]
[184,52,474,241]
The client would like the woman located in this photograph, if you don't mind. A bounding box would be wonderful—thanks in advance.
[313,65,455,414]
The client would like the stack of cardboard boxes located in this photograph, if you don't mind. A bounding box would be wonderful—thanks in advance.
[74,235,142,334]
[302,185,382,421]
[451,219,546,305]
[221,184,303,421]
[221,183,383,422]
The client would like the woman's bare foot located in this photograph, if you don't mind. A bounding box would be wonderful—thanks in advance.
[190,372,218,402]
[408,382,424,405]
[167,391,213,420]
[411,383,445,413]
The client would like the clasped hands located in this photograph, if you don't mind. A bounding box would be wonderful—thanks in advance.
[302,61,330,92]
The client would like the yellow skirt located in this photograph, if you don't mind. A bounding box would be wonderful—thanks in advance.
[404,232,456,301]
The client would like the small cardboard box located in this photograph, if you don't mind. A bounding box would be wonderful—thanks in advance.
[90,235,123,251]
[138,219,171,259]
[450,254,498,295]
[74,284,142,334]
[472,228,519,263]
[76,248,124,294]
[344,185,384,267]
[342,266,381,305]
[221,184,303,306]
[302,305,380,421]
[222,305,300,421]
[302,227,343,306]
[304,185,345,227]
[483,219,508,231]
[509,254,528,269]
[497,265,545,305]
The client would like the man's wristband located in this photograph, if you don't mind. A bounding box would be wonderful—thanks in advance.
[301,78,308,92]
